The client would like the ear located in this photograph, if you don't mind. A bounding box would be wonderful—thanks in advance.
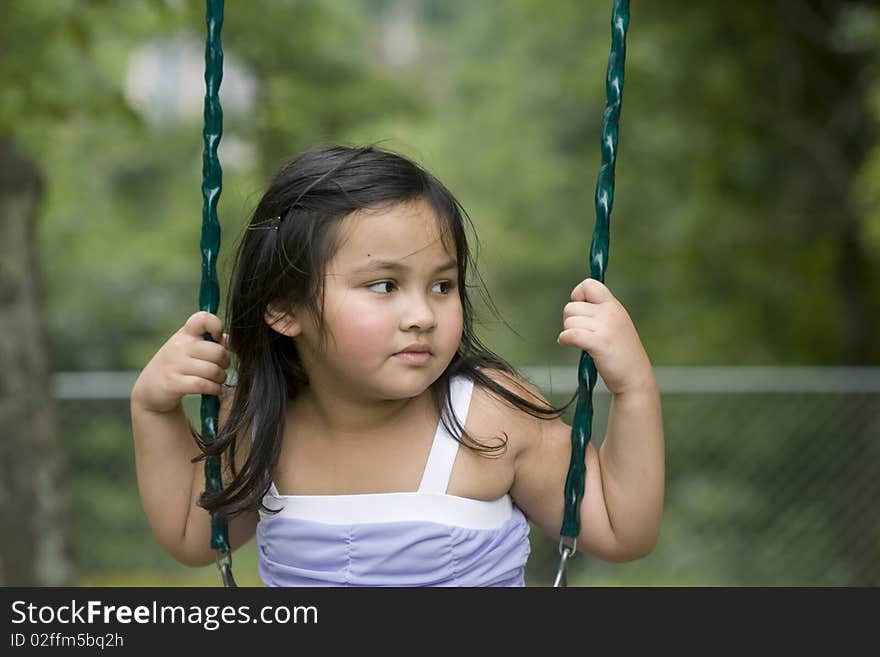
[264,304,302,337]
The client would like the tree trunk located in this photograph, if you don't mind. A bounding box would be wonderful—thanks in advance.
[0,137,74,585]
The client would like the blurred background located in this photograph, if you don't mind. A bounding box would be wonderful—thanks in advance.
[1,0,878,586]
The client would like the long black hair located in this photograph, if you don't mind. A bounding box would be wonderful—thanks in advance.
[196,144,574,517]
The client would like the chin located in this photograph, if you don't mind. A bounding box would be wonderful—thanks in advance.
[375,369,442,401]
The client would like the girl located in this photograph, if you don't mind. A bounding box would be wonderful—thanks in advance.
[131,144,664,587]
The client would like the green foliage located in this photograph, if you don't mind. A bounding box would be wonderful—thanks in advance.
[4,0,880,585]
[4,0,878,370]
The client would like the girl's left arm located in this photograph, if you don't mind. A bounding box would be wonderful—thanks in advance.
[592,377,664,559]
[508,278,664,562]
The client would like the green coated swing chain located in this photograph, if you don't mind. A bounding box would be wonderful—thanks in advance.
[554,0,629,588]
[198,0,235,587]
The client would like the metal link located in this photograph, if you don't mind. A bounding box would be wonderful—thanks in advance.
[215,549,237,588]
[553,537,578,587]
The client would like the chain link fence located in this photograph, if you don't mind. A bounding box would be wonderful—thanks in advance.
[54,367,880,586]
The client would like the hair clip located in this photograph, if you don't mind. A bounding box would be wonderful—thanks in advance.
[247,215,282,231]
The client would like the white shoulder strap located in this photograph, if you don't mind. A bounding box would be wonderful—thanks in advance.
[417,376,475,494]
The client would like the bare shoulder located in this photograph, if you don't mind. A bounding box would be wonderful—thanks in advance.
[438,367,551,502]
[468,369,633,561]
[468,368,556,459]
[472,368,587,542]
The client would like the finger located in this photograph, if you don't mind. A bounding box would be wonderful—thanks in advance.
[182,358,229,385]
[177,374,226,397]
[557,327,600,351]
[562,315,598,332]
[571,278,613,303]
[563,301,600,320]
[189,340,230,368]
[182,311,224,341]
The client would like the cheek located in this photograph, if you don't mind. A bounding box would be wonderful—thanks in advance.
[325,297,392,349]
[444,303,464,343]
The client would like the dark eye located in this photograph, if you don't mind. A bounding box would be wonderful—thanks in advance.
[432,281,454,294]
[368,281,396,294]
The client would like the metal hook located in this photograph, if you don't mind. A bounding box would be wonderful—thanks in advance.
[215,549,237,588]
[553,536,577,588]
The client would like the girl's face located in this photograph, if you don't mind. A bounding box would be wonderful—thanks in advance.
[289,198,464,401]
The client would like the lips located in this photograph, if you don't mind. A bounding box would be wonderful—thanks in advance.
[394,344,433,365]
[396,344,432,355]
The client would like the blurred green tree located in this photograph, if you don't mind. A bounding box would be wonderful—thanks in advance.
[2,0,878,584]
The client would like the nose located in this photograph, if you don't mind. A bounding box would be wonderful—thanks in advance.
[400,292,436,332]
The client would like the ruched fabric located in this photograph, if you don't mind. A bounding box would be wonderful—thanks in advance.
[257,503,530,587]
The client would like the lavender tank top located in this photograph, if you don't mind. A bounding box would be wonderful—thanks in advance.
[256,376,531,587]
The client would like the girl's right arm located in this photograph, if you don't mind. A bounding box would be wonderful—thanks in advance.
[131,311,258,567]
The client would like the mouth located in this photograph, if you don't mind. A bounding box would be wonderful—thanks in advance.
[393,347,433,364]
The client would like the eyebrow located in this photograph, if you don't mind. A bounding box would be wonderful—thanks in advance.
[350,258,458,276]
